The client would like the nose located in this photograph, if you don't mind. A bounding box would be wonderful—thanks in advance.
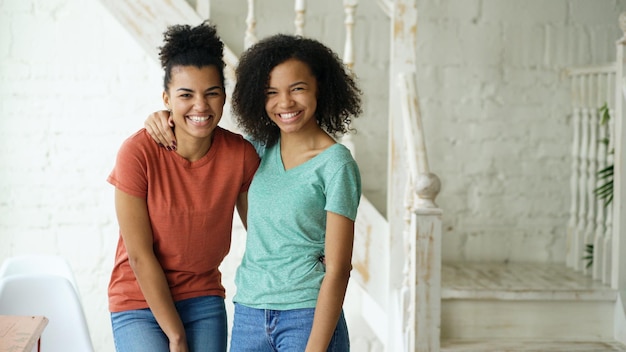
[277,91,295,108]
[194,95,210,111]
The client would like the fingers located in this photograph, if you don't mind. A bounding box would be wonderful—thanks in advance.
[144,110,177,150]
[158,111,176,149]
[145,124,170,150]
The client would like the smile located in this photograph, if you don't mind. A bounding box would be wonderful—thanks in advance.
[187,115,210,122]
[278,111,300,120]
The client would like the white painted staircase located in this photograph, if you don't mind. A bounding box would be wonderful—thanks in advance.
[440,262,626,352]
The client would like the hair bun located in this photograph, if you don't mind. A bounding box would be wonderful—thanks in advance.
[158,21,224,70]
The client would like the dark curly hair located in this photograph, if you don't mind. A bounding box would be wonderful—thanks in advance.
[158,21,225,91]
[232,34,362,147]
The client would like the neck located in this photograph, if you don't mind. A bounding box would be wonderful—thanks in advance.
[175,132,215,162]
[279,126,333,151]
[278,126,336,171]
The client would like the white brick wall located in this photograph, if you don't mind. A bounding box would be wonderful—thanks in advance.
[1,0,625,350]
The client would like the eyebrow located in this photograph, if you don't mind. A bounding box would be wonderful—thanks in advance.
[290,81,308,87]
[175,86,222,92]
[266,81,309,90]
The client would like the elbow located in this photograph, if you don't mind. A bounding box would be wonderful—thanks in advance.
[127,253,148,274]
[127,255,140,273]
[325,264,352,283]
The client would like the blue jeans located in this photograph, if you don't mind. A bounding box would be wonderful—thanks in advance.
[111,295,227,352]
[230,303,349,352]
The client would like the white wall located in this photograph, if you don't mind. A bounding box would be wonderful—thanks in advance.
[1,0,625,351]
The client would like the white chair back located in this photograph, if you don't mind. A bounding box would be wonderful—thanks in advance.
[0,255,80,296]
[0,274,94,352]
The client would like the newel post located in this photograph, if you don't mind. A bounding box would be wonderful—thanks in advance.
[398,72,442,352]
[410,185,442,352]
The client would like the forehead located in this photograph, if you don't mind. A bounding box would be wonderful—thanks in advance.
[170,65,222,86]
[268,59,315,84]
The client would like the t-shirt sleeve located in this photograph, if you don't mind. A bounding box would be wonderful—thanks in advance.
[244,135,267,158]
[325,160,361,221]
[107,134,149,199]
[240,140,261,193]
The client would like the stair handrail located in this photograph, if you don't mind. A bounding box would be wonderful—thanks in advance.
[398,72,441,209]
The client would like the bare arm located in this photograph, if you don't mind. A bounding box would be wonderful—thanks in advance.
[305,212,354,352]
[236,192,249,230]
[115,189,188,352]
[144,110,177,149]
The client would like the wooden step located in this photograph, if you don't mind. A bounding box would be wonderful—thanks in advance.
[441,340,626,352]
[441,262,620,342]
[442,262,617,301]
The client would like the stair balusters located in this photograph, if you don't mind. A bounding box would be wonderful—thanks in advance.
[593,74,608,280]
[567,75,581,269]
[244,0,257,50]
[584,75,599,275]
[576,75,590,272]
[341,0,358,156]
[294,0,305,36]
[567,65,616,280]
[602,85,615,285]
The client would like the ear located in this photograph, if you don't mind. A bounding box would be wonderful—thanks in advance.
[162,91,171,111]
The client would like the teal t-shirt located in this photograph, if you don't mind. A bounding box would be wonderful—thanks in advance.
[233,140,361,309]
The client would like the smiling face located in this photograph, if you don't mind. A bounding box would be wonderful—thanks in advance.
[264,58,319,136]
[163,65,225,143]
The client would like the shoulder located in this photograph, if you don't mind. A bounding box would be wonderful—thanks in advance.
[112,130,163,174]
[118,129,158,156]
[325,143,358,169]
[322,143,361,185]
[329,143,353,158]
[215,126,242,141]
[214,127,261,159]
[246,138,268,158]
[216,127,252,147]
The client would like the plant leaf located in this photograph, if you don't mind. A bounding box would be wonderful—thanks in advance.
[599,102,610,125]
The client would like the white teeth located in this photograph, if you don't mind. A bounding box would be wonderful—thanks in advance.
[188,116,209,122]
[280,112,298,119]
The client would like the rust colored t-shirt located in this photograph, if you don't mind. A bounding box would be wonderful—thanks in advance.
[107,127,259,312]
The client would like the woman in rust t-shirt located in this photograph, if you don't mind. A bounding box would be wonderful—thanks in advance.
[107,22,259,352]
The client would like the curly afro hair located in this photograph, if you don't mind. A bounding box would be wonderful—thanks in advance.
[158,21,225,91]
[231,34,362,147]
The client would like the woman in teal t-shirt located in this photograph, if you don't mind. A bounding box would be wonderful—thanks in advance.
[229,34,362,352]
